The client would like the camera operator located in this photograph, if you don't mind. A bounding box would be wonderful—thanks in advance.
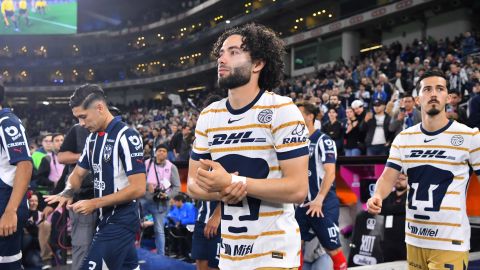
[140,143,180,256]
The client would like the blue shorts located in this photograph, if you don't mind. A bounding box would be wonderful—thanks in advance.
[5,11,14,17]
[0,193,28,270]
[80,221,138,270]
[191,221,220,268]
[295,204,341,251]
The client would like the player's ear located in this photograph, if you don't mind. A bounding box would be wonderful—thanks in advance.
[414,96,420,107]
[252,59,265,74]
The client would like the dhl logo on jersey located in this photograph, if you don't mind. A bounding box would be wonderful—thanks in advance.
[405,150,456,160]
[209,131,266,146]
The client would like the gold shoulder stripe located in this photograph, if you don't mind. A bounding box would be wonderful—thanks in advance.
[470,163,480,167]
[276,141,308,149]
[402,160,466,166]
[444,131,477,135]
[405,218,461,227]
[446,191,460,195]
[388,157,402,162]
[193,146,208,151]
[391,145,399,149]
[221,250,285,261]
[406,232,463,243]
[440,207,461,211]
[453,176,463,180]
[470,147,480,154]
[259,210,283,217]
[205,124,271,134]
[400,132,422,135]
[272,121,304,134]
[399,145,469,151]
[200,108,228,115]
[221,230,285,240]
[474,131,480,136]
[252,102,293,110]
[210,145,274,153]
[195,130,207,137]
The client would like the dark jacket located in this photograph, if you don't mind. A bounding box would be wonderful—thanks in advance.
[389,108,422,137]
[361,114,393,147]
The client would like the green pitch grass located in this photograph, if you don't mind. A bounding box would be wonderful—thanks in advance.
[0,2,77,35]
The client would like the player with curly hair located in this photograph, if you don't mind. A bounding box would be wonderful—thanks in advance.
[188,23,309,269]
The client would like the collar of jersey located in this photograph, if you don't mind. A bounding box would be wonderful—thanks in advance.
[102,116,122,134]
[0,108,12,117]
[226,89,265,115]
[420,119,453,136]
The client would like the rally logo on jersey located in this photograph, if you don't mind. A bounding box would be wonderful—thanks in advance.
[5,126,21,140]
[103,144,113,162]
[451,135,464,146]
[257,109,273,123]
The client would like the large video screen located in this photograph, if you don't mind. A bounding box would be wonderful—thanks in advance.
[1,0,77,35]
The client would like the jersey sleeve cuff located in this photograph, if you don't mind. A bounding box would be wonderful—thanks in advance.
[9,156,32,165]
[77,161,90,170]
[475,169,480,176]
[190,152,211,161]
[386,162,402,172]
[277,146,308,161]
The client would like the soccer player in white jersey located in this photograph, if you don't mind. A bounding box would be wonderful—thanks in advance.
[368,70,480,270]
[187,23,309,270]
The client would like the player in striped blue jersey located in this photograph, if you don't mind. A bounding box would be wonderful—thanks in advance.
[295,102,347,270]
[187,23,309,270]
[368,70,480,270]
[0,85,33,270]
[191,201,221,269]
[45,84,146,270]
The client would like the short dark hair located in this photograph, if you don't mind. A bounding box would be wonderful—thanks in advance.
[69,84,106,109]
[415,70,449,93]
[296,102,318,124]
[403,94,414,101]
[212,23,285,90]
[173,194,185,202]
[51,133,64,141]
[155,143,169,151]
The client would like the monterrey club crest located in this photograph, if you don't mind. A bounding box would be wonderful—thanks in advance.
[257,109,273,123]
[103,144,113,162]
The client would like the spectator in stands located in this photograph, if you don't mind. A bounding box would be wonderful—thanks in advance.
[354,84,371,105]
[177,125,193,162]
[36,133,65,188]
[372,82,388,104]
[379,173,407,262]
[344,108,362,157]
[322,107,344,156]
[390,70,410,95]
[462,31,477,56]
[389,95,421,137]
[31,134,52,172]
[468,81,480,129]
[141,143,180,256]
[167,194,197,260]
[22,192,43,268]
[169,123,182,161]
[448,62,468,96]
[362,99,392,156]
[328,94,346,121]
[446,90,468,124]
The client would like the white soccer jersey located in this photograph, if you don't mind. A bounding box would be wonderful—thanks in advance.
[386,120,480,251]
[191,90,309,269]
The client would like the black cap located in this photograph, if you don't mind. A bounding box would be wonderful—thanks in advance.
[373,99,385,106]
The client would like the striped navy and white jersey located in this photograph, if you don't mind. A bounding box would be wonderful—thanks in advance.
[192,90,309,269]
[0,108,31,189]
[78,116,146,228]
[386,120,480,251]
[306,130,338,207]
[196,200,219,224]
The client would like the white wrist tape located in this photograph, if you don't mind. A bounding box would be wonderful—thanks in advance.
[231,174,247,184]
